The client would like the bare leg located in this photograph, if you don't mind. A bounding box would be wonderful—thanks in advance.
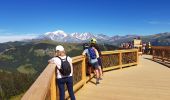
[98,66,103,78]
[95,69,100,84]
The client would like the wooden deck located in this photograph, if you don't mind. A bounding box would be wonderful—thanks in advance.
[75,55,170,100]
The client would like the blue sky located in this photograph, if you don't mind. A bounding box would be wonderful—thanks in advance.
[0,0,170,42]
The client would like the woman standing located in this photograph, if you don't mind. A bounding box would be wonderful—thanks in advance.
[90,38,103,76]
[49,45,76,100]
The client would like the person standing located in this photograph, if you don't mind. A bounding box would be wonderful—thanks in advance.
[82,39,103,84]
[148,42,152,54]
[146,42,152,54]
[90,38,103,76]
[82,45,101,84]
[142,42,146,54]
[49,45,76,100]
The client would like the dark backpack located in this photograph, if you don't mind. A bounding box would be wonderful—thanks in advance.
[56,56,71,76]
[88,47,97,59]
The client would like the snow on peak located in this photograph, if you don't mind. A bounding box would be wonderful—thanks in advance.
[45,30,67,37]
[42,30,112,42]
[53,30,67,37]
[70,32,95,40]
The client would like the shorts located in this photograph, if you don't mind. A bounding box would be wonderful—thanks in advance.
[91,61,99,69]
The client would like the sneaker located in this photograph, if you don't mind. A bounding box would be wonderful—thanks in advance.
[99,77,103,80]
[96,81,100,85]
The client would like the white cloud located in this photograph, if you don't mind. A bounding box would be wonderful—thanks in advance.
[0,34,38,43]
[148,21,170,25]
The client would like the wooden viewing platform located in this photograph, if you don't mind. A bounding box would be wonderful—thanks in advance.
[22,47,170,100]
[76,55,170,100]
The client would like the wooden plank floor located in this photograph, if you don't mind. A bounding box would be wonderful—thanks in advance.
[75,55,170,100]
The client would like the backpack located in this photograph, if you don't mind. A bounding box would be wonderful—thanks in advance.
[88,47,97,59]
[56,56,71,76]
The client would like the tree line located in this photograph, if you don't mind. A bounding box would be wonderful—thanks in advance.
[0,71,36,100]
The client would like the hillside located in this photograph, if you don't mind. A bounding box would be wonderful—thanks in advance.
[0,40,117,99]
[142,32,170,46]
[110,32,170,46]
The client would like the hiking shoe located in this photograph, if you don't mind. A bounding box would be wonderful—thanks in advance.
[96,79,100,85]
[99,77,103,80]
[96,81,100,85]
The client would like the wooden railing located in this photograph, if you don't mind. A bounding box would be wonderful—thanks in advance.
[152,46,170,62]
[101,49,138,71]
[22,49,138,100]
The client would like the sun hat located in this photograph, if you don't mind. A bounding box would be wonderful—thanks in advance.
[56,45,64,51]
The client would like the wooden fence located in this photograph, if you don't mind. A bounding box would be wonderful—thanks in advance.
[22,49,138,100]
[152,46,170,62]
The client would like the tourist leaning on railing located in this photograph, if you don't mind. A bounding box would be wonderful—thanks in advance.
[48,45,76,100]
[82,41,102,85]
[90,38,104,75]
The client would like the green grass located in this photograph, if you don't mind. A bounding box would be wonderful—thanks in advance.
[10,93,24,100]
[17,64,37,74]
[36,40,59,45]
[34,49,45,57]
[0,69,12,73]
[0,54,14,61]
[0,69,3,72]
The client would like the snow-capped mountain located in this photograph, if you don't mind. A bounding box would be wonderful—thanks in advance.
[44,30,68,41]
[40,30,138,43]
[41,30,109,42]
[70,32,96,40]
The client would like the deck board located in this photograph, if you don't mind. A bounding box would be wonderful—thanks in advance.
[75,55,170,100]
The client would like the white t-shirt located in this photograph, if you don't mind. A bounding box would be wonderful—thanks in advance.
[50,56,73,79]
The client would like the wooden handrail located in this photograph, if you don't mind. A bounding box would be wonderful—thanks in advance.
[101,49,138,55]
[72,55,84,63]
[152,46,170,62]
[152,46,170,50]
[22,49,139,100]
[21,64,56,100]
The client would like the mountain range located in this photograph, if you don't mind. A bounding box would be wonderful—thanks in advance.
[37,30,170,46]
[38,30,136,43]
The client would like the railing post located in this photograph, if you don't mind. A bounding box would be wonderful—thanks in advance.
[82,56,86,85]
[152,49,155,61]
[136,49,139,65]
[50,72,59,100]
[162,50,165,62]
[119,52,122,69]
